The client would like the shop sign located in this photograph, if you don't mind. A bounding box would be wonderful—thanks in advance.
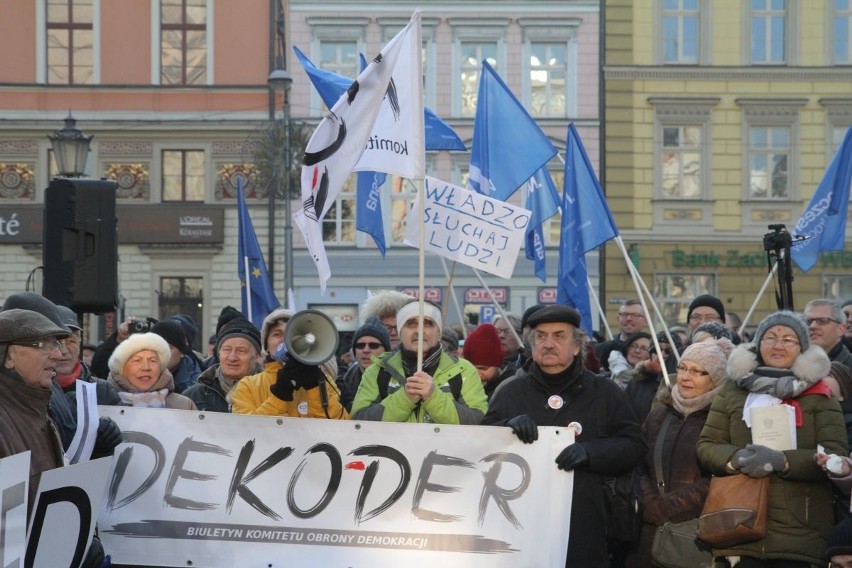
[464,287,507,304]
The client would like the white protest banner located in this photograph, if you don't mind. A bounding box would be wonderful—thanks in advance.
[27,457,113,568]
[0,452,30,568]
[404,176,531,279]
[99,407,573,568]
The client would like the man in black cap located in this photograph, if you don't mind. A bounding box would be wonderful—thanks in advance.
[0,309,106,567]
[184,318,263,413]
[54,305,123,462]
[482,304,646,568]
[152,319,201,393]
[686,293,726,334]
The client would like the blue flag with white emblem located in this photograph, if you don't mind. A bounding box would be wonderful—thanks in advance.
[468,61,556,200]
[558,124,619,335]
[791,126,852,272]
[523,167,560,282]
[237,179,279,326]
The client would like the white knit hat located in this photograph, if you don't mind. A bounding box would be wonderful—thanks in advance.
[108,332,171,375]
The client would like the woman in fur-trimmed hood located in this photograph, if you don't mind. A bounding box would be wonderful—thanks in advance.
[697,311,848,567]
[107,332,196,410]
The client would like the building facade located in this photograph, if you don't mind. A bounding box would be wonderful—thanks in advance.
[603,0,852,331]
[0,0,602,346]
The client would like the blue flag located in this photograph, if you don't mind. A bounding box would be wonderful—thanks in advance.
[293,45,465,151]
[558,124,619,335]
[237,180,279,326]
[791,126,852,272]
[523,167,560,282]
[468,61,557,201]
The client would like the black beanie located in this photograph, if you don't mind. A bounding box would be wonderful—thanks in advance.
[826,518,852,558]
[687,294,726,322]
[169,314,198,348]
[352,316,391,352]
[152,320,189,354]
[216,306,244,335]
[216,318,262,354]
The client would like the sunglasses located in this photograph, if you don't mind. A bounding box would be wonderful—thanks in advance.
[354,341,382,350]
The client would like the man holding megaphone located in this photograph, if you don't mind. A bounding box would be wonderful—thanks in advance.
[351,299,488,424]
[231,308,349,420]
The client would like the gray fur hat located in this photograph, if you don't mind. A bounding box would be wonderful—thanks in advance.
[108,332,170,376]
[260,307,294,353]
[754,310,809,352]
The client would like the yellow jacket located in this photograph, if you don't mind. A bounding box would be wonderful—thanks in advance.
[230,361,349,419]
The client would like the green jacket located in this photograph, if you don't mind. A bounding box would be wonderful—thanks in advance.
[696,348,848,564]
[351,350,488,424]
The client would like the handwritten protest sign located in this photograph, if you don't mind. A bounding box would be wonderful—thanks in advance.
[99,407,573,568]
[404,177,530,279]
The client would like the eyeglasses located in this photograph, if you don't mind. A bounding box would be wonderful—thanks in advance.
[689,313,722,323]
[629,344,650,353]
[760,334,800,348]
[676,364,709,378]
[10,339,63,353]
[805,317,840,327]
[354,341,382,350]
[652,347,672,357]
[618,312,645,320]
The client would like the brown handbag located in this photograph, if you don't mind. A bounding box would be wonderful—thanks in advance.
[696,474,770,548]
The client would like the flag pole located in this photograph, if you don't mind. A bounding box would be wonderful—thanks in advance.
[740,263,778,336]
[586,275,613,339]
[243,256,253,326]
[471,268,523,347]
[417,180,426,371]
[627,255,682,365]
[613,236,676,385]
[439,258,467,339]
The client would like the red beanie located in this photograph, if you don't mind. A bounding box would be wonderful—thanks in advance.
[462,324,504,367]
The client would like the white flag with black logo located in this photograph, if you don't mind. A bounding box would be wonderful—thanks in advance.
[294,11,423,292]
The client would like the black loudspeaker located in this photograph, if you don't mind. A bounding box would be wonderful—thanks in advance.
[43,178,118,313]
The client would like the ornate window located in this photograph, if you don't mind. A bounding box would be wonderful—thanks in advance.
[162,149,205,202]
[306,17,367,116]
[46,0,94,84]
[518,18,580,118]
[160,0,207,85]
[661,0,699,63]
[748,0,791,64]
[834,0,852,64]
[449,18,509,118]
[654,273,718,326]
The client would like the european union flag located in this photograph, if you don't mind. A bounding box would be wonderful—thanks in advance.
[791,126,852,272]
[468,61,556,200]
[524,167,560,282]
[558,124,619,335]
[237,180,279,326]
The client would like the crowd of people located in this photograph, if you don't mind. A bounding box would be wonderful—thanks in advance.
[3,288,852,567]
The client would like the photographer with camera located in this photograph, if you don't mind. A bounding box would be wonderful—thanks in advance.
[90,315,158,379]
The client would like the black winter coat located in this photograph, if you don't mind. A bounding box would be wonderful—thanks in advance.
[482,360,647,568]
[183,365,231,413]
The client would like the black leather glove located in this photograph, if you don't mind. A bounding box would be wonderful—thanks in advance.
[92,417,123,459]
[555,443,589,471]
[506,415,538,444]
[79,535,105,568]
[270,366,295,401]
[732,444,786,478]
[282,355,323,390]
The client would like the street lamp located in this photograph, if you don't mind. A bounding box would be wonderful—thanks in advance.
[48,113,93,177]
[267,65,294,294]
